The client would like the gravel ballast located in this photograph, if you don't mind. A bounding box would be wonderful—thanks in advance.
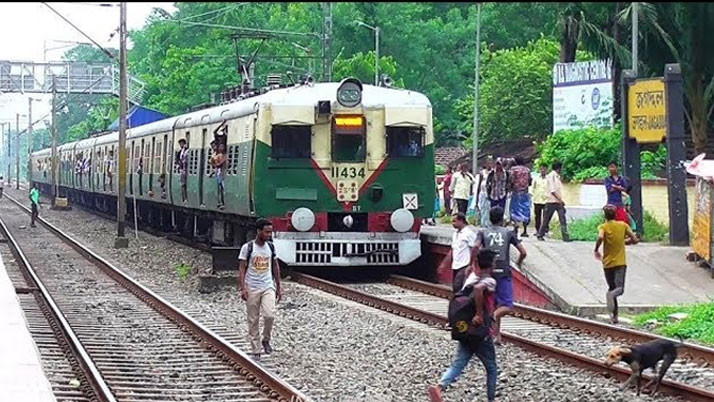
[5,189,685,402]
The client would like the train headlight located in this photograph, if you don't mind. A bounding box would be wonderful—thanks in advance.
[291,207,315,232]
[336,78,363,108]
[390,208,414,233]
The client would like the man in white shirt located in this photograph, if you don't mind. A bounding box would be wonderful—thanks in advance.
[449,163,475,215]
[238,219,283,359]
[536,161,571,242]
[439,212,479,292]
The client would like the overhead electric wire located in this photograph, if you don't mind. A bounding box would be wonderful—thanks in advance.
[42,2,117,62]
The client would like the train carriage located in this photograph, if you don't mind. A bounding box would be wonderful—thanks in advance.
[30,78,435,267]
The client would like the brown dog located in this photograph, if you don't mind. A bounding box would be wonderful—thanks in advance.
[605,337,682,396]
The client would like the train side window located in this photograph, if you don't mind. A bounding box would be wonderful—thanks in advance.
[271,125,311,158]
[386,126,425,158]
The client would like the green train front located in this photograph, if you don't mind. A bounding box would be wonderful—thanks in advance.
[255,78,434,266]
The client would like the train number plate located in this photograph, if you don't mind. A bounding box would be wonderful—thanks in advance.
[337,180,359,202]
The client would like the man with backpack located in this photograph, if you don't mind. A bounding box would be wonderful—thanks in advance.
[238,219,282,359]
[428,248,499,402]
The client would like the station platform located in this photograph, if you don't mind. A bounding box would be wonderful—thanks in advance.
[420,224,714,316]
[0,250,57,401]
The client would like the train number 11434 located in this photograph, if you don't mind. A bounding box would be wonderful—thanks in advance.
[331,166,365,178]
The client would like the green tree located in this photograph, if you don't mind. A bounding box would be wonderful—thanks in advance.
[456,38,591,147]
[634,3,714,155]
[332,51,404,87]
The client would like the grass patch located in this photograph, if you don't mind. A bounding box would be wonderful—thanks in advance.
[174,263,193,281]
[549,210,668,242]
[633,302,714,344]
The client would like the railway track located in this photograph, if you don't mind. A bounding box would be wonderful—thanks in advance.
[290,272,714,402]
[1,194,310,402]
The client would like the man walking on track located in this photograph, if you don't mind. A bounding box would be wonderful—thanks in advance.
[238,219,282,358]
[594,205,638,324]
[477,206,526,344]
[29,184,41,228]
[428,249,500,402]
[439,212,478,293]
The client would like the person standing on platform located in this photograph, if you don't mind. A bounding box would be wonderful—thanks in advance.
[537,161,571,242]
[238,219,282,358]
[604,162,630,225]
[29,184,41,228]
[450,164,475,215]
[531,164,548,236]
[442,166,453,216]
[477,206,526,344]
[439,213,478,292]
[509,157,532,237]
[594,205,639,324]
[486,158,509,210]
[476,157,494,228]
[428,248,499,402]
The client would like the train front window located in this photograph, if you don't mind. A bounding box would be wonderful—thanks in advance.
[271,125,311,158]
[387,126,425,158]
[332,115,366,162]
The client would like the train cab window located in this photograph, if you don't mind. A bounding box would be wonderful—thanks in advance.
[271,125,311,158]
[386,126,425,158]
[332,115,366,162]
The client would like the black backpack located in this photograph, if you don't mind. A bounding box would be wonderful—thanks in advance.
[448,282,493,346]
[245,240,276,264]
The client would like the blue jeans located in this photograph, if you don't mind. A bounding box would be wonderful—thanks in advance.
[439,339,498,401]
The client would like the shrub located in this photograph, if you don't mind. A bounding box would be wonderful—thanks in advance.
[535,124,667,182]
[435,164,446,175]
[633,303,714,344]
[548,210,667,243]
[174,263,193,281]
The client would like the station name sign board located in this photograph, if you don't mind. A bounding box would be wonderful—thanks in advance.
[628,78,667,143]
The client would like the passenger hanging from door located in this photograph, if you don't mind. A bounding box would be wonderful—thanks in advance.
[211,121,228,209]
[175,139,189,203]
[105,150,114,192]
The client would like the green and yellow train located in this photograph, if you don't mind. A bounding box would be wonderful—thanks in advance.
[31,78,435,267]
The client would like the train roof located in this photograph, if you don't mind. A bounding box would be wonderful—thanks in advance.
[32,81,431,156]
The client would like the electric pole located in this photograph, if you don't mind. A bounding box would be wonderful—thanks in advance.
[51,77,58,206]
[116,1,128,248]
[322,2,333,81]
[16,113,20,189]
[5,123,10,185]
[632,2,638,77]
[472,3,482,176]
[28,98,33,186]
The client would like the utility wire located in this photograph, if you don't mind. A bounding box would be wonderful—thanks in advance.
[170,19,321,38]
[42,2,117,62]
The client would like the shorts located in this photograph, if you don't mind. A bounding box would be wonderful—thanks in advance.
[495,276,514,308]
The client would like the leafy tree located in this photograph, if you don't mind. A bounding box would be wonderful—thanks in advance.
[634,2,714,155]
[332,51,403,87]
[456,38,590,147]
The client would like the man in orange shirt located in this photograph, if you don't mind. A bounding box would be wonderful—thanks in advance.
[594,205,639,324]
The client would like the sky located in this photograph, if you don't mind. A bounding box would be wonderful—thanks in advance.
[0,2,177,139]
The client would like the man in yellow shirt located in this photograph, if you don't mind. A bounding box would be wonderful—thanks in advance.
[594,205,638,324]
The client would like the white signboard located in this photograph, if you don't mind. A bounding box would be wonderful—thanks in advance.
[552,60,614,134]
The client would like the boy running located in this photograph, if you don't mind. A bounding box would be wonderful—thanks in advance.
[594,205,639,324]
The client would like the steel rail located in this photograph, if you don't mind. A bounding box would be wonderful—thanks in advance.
[0,211,117,402]
[387,274,714,367]
[5,193,311,402]
[293,272,714,402]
